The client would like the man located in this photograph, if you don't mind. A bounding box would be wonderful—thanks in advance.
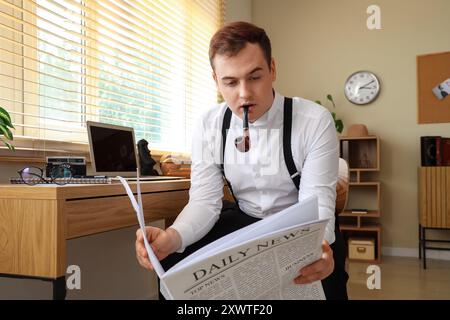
[136,21,348,299]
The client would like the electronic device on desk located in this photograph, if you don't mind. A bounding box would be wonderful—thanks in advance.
[86,121,184,182]
[46,156,87,177]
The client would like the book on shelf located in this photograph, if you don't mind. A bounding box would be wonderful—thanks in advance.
[420,136,450,166]
[421,136,440,166]
[442,138,450,166]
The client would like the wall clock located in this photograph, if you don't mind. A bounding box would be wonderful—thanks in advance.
[344,71,380,105]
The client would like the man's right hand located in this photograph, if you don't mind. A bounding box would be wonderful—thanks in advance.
[135,226,182,270]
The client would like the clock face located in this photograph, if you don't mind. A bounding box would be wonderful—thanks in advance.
[344,71,380,105]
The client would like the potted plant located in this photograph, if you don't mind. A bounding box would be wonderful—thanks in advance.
[0,106,15,151]
[315,94,344,134]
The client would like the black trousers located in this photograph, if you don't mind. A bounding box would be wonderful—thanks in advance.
[159,201,348,300]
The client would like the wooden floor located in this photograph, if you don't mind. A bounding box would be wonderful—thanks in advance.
[347,256,450,299]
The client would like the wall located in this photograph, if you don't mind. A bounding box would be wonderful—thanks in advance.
[252,0,450,253]
[0,0,250,300]
[225,0,252,23]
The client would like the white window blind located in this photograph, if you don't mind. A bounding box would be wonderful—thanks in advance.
[0,0,224,153]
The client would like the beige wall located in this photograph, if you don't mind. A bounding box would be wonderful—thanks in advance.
[253,0,450,250]
[225,0,252,23]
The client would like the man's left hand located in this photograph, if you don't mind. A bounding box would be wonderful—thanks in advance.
[294,240,334,284]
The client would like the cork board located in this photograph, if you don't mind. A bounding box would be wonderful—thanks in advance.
[417,51,450,124]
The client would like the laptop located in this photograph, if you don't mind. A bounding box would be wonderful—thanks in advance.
[86,121,184,181]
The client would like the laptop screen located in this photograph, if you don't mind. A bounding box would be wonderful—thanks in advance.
[87,121,138,176]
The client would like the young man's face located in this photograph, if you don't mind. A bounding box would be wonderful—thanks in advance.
[212,43,276,123]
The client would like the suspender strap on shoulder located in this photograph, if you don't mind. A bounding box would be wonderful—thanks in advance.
[221,107,238,202]
[221,108,232,172]
[283,97,300,190]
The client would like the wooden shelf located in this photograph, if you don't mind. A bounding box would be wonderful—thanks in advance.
[349,182,380,186]
[339,135,381,262]
[339,136,378,140]
[347,257,381,263]
[339,136,380,171]
[339,224,381,232]
[349,168,379,172]
[340,210,380,218]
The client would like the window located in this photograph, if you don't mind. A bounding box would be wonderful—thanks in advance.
[0,0,224,153]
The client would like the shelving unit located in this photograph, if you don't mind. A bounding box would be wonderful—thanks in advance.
[339,136,381,263]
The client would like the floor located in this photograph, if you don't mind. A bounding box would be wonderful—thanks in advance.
[347,256,450,299]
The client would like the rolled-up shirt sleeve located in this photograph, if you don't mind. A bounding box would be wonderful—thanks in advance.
[298,111,339,245]
[169,116,224,252]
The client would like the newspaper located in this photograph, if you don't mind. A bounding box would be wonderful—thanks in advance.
[118,176,328,300]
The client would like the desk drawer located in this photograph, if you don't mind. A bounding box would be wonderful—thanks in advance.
[65,190,189,239]
[0,198,64,278]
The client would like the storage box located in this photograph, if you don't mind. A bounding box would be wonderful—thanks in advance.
[348,238,375,260]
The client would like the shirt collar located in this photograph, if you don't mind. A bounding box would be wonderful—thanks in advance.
[249,90,284,128]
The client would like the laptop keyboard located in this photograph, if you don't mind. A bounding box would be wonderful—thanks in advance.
[10,177,112,184]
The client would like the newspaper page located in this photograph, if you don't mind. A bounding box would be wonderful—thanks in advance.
[161,219,328,300]
[118,176,327,300]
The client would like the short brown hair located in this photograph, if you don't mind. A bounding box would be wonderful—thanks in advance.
[209,21,272,70]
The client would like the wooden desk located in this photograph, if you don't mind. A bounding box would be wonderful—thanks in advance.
[0,180,190,299]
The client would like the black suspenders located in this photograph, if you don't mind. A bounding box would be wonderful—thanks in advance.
[221,108,238,203]
[282,97,301,190]
[221,97,300,202]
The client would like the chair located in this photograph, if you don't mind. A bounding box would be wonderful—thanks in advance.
[335,158,349,215]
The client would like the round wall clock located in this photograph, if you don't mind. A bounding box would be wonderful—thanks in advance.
[344,71,380,105]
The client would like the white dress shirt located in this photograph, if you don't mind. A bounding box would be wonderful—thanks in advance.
[171,91,339,251]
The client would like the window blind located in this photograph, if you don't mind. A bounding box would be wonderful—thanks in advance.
[0,0,224,153]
